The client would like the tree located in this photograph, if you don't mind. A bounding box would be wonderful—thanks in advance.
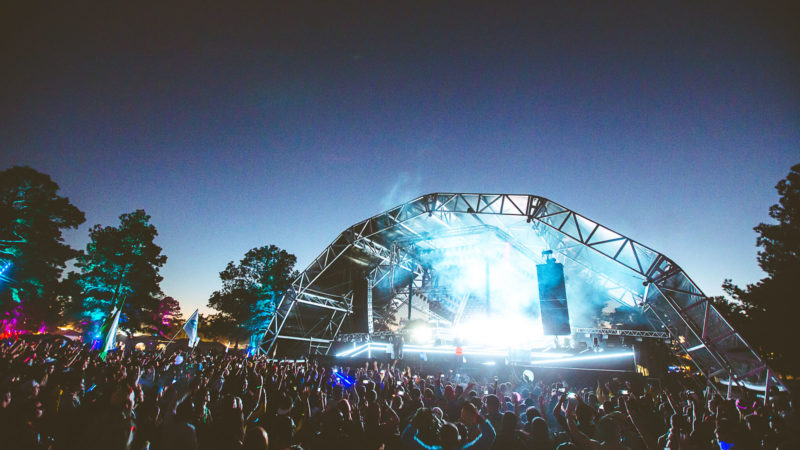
[207,245,298,344]
[155,296,183,338]
[199,312,237,343]
[717,163,800,375]
[73,210,168,336]
[0,166,85,330]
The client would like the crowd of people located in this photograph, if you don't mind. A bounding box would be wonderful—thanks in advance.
[0,336,797,450]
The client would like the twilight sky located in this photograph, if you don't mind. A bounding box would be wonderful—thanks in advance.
[1,2,797,316]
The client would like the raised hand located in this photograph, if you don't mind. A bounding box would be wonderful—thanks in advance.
[565,396,577,417]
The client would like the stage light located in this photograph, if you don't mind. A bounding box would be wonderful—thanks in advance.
[336,343,390,358]
[410,324,433,344]
[454,316,548,349]
[403,344,508,357]
[685,344,705,352]
[336,343,368,357]
[529,351,571,358]
[333,371,354,387]
[530,351,634,366]
[338,342,520,359]
[349,345,371,358]
[482,361,496,366]
[0,261,11,277]
[717,377,786,392]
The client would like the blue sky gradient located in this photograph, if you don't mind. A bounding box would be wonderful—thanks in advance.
[2,2,797,315]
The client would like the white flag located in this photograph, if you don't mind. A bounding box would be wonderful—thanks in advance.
[101,307,122,358]
[183,309,199,348]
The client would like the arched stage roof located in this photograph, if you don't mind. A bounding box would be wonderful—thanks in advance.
[259,193,784,392]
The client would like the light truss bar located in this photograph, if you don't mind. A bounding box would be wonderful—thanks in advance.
[572,327,670,339]
[277,335,332,343]
[295,297,350,313]
[529,351,635,366]
[300,289,349,302]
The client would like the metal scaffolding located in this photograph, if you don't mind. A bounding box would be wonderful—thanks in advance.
[257,193,785,393]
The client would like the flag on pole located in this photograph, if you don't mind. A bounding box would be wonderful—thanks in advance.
[183,309,199,348]
[100,306,122,360]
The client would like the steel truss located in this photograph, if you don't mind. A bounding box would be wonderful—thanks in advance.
[335,331,398,342]
[573,327,670,339]
[259,193,785,394]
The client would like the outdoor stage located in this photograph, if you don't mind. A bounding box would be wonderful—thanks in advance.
[254,193,784,396]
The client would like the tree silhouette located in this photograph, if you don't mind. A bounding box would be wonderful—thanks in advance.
[0,166,85,330]
[73,210,168,336]
[717,163,800,376]
[207,245,298,345]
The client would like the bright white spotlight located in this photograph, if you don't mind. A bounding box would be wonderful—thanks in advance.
[530,351,634,366]
[530,351,572,358]
[349,345,371,358]
[411,324,433,344]
[336,343,368,357]
[402,345,508,357]
[455,316,548,349]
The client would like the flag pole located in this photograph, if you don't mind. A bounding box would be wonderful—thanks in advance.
[164,308,199,351]
[164,328,183,350]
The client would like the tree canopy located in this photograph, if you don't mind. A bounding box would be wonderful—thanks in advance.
[207,245,298,342]
[155,296,183,338]
[0,166,85,329]
[717,163,800,376]
[73,210,170,335]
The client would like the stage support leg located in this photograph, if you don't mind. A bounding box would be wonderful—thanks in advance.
[727,371,733,400]
[485,259,491,315]
[367,275,374,334]
[408,276,413,321]
[764,369,771,406]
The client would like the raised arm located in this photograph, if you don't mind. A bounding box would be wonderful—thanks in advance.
[623,397,658,450]
[565,398,599,450]
[459,382,476,400]
[463,414,497,450]
[245,374,265,422]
